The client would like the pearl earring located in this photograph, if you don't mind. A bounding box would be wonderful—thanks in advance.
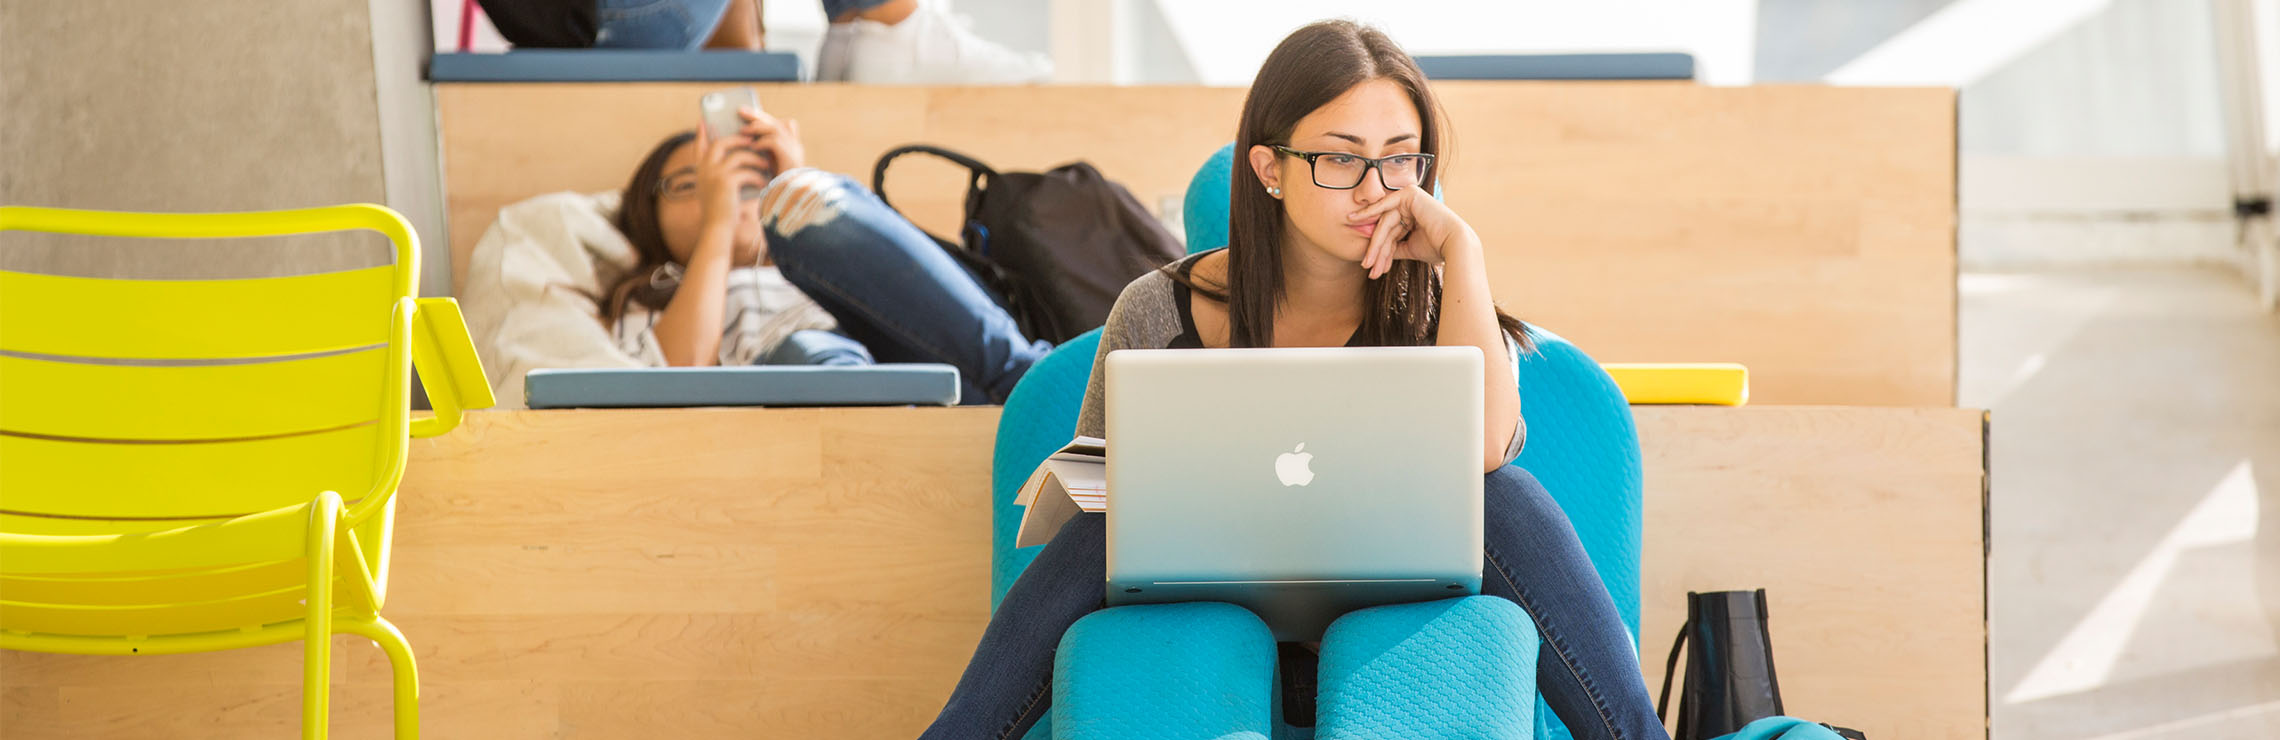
[1267,186,1282,197]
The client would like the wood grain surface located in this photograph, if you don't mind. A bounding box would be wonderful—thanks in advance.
[3,405,1983,739]
[435,83,1956,406]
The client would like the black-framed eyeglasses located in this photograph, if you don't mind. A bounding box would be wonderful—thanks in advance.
[1272,145,1434,190]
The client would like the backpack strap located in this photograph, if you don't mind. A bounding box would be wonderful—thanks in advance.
[871,144,998,214]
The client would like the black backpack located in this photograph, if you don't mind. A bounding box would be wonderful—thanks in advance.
[473,0,599,48]
[872,145,1185,344]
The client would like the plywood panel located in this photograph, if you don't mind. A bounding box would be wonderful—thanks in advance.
[1436,85,1959,408]
[0,407,996,740]
[1636,406,1988,740]
[2,405,1984,739]
[435,83,1956,406]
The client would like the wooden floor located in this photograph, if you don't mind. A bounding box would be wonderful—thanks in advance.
[1,405,1986,739]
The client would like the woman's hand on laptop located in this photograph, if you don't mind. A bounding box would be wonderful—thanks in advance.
[1345,185,1479,280]
[735,107,806,175]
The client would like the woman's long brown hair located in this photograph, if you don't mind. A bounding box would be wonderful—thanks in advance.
[1177,19,1528,350]
[600,130,697,323]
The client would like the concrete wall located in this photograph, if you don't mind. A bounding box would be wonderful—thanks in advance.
[0,0,394,279]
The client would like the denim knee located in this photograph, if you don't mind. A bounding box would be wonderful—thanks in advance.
[758,168,858,239]
[1486,465,1553,510]
[1485,465,1586,540]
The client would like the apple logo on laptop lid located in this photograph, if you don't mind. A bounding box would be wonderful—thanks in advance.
[1275,443,1315,487]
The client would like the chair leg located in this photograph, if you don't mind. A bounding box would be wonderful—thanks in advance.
[341,617,422,740]
[304,492,342,740]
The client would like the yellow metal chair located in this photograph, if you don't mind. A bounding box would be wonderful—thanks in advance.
[0,204,494,739]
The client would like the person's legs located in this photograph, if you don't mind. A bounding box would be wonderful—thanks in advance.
[756,168,1051,403]
[702,0,763,50]
[825,0,1052,84]
[919,512,1106,739]
[822,0,909,23]
[760,329,873,366]
[593,0,733,49]
[1479,466,1669,740]
[814,0,900,79]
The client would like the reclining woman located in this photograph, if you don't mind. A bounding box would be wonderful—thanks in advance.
[918,20,1668,739]
[601,114,1050,404]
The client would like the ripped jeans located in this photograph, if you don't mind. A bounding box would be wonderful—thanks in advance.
[758,168,1052,404]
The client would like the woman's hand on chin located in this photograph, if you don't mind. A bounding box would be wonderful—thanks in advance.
[1345,187,1478,279]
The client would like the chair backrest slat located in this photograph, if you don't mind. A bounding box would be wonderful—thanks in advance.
[0,424,386,521]
[0,266,397,359]
[0,578,377,637]
[0,349,389,441]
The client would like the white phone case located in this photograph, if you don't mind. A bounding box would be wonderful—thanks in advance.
[699,88,766,198]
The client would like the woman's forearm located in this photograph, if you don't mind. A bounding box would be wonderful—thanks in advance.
[1436,228,1522,470]
[651,225,737,367]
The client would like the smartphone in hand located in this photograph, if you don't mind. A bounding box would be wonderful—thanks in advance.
[700,87,768,198]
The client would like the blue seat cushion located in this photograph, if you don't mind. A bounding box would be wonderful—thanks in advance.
[1411,53,1695,81]
[1055,602,1277,740]
[522,364,960,408]
[1182,144,1239,253]
[1316,597,1538,740]
[991,329,1103,608]
[1716,717,1850,740]
[428,50,801,82]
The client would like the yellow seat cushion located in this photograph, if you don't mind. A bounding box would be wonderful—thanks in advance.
[1601,363,1749,406]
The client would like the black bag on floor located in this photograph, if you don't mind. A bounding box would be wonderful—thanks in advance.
[1659,590,1786,740]
[872,144,1185,344]
[1656,589,1868,740]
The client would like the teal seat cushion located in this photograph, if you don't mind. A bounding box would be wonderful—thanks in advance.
[1055,602,1278,739]
[522,364,962,408]
[1716,717,1849,740]
[1510,327,1643,740]
[1510,327,1642,637]
[427,50,801,82]
[1182,144,1238,254]
[1317,597,1538,740]
[991,329,1102,608]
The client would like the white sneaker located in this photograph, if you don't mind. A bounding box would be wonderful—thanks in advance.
[841,4,1053,85]
[815,23,857,82]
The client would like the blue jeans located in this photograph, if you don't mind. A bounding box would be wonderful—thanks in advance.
[593,0,731,49]
[919,466,1668,740]
[761,170,1051,404]
[762,329,873,366]
[820,0,892,20]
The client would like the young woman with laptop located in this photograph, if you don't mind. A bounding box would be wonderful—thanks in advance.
[918,20,1667,740]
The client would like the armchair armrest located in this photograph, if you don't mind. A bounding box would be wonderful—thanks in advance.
[409,297,496,438]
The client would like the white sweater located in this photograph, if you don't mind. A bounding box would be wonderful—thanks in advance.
[459,191,832,408]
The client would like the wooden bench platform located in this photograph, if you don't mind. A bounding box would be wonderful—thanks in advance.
[2,405,1986,739]
[438,83,1957,406]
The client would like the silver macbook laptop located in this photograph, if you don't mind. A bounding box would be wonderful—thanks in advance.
[1103,346,1484,641]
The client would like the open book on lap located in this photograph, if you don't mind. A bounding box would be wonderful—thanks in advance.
[1014,436,1104,548]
